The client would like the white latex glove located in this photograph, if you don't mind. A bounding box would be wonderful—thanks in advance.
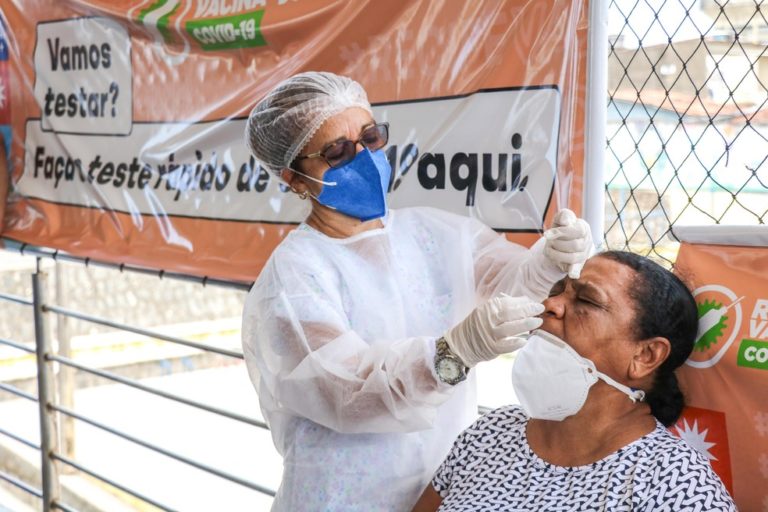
[444,295,544,368]
[543,209,592,279]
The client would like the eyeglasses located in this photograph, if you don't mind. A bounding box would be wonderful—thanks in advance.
[295,122,389,169]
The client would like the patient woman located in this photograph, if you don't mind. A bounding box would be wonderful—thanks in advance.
[413,251,736,511]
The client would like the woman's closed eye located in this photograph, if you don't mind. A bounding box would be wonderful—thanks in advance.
[576,294,608,310]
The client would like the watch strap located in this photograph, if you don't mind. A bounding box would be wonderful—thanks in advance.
[434,336,469,385]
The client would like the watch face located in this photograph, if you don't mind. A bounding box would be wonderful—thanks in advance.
[438,358,461,381]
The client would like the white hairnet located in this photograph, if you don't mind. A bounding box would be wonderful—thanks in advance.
[245,71,373,175]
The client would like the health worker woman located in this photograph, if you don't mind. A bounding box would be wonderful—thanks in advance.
[241,71,592,512]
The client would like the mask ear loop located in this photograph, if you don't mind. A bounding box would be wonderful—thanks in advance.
[592,370,647,403]
[283,167,337,209]
[288,168,338,187]
[542,330,646,404]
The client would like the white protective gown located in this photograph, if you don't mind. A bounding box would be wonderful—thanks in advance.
[241,206,563,511]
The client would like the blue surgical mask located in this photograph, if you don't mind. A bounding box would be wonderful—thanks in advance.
[294,148,392,222]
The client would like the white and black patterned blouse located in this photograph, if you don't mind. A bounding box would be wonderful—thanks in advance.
[432,406,736,512]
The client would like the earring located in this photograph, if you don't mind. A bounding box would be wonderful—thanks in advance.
[291,187,308,200]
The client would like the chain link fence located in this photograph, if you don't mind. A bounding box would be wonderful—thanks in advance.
[605,0,768,264]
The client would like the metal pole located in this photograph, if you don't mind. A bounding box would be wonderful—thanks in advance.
[33,258,60,511]
[583,0,609,247]
[55,261,76,463]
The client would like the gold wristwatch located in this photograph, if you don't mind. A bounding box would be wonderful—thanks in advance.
[434,337,468,385]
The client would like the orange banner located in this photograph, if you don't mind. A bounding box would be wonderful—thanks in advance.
[673,240,768,510]
[0,0,589,282]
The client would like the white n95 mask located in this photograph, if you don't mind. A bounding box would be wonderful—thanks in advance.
[511,330,646,421]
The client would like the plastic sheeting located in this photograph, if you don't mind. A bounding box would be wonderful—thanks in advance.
[0,0,590,281]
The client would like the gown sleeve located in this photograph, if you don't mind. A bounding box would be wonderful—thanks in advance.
[468,217,565,301]
[242,255,455,435]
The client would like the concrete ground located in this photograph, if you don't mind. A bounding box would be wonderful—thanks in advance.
[0,363,279,511]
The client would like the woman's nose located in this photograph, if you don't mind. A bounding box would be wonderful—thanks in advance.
[542,295,566,319]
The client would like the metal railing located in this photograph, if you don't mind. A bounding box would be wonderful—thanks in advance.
[0,241,511,511]
[0,246,276,511]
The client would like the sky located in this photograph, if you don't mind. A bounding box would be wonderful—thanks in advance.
[608,0,719,47]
